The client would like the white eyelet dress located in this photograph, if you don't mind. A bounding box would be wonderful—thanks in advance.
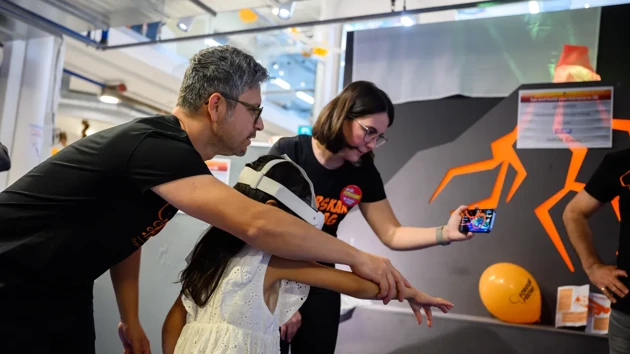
[174,246,310,354]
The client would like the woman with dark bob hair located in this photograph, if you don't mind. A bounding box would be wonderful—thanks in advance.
[270,81,474,354]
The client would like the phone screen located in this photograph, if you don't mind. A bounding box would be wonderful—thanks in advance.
[459,209,496,233]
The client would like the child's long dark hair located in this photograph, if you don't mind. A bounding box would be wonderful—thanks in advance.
[179,154,314,307]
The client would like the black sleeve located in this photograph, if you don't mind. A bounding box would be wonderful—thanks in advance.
[268,140,283,156]
[126,132,212,193]
[583,153,621,203]
[361,162,387,203]
[268,137,295,160]
[0,142,10,172]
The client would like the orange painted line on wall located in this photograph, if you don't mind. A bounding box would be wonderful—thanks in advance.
[429,128,526,210]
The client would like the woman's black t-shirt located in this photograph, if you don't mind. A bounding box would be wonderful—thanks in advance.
[269,135,387,239]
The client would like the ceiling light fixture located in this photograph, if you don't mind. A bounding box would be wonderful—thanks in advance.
[99,95,119,104]
[271,78,291,90]
[276,1,295,20]
[296,91,314,105]
[400,16,414,26]
[177,16,195,32]
[99,83,126,105]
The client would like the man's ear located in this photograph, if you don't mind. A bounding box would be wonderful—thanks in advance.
[206,93,222,122]
[265,200,278,207]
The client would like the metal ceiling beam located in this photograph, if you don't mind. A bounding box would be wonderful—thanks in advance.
[103,0,524,50]
[189,0,217,17]
[43,0,110,30]
[63,68,105,88]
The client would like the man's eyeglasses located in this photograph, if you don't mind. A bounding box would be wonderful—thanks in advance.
[354,119,388,148]
[205,95,263,125]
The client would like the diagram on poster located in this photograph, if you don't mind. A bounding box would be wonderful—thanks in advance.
[517,86,613,149]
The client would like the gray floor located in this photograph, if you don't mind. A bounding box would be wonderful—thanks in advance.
[336,306,609,354]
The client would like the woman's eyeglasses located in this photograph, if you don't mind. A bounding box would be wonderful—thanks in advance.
[354,119,388,148]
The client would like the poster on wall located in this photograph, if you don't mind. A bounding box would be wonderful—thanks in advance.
[205,158,231,185]
[516,86,613,149]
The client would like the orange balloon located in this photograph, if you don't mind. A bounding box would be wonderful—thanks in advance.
[479,262,541,324]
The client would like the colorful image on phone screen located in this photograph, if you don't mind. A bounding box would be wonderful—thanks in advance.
[459,209,496,233]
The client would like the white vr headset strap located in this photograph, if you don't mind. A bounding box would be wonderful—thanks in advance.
[237,156,324,229]
[261,155,317,209]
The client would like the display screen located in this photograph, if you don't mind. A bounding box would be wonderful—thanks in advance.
[460,209,496,233]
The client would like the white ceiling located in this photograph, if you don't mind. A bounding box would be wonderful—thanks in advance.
[63,23,308,144]
[58,0,330,143]
[201,0,285,13]
[22,0,584,143]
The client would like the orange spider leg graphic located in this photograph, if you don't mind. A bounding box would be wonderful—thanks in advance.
[429,127,527,209]
[430,90,625,271]
[534,146,586,272]
[533,102,587,272]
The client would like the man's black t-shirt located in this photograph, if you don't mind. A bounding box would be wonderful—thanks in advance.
[269,135,386,240]
[0,141,9,172]
[584,148,630,315]
[0,114,211,288]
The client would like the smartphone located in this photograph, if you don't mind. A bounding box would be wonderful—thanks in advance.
[459,208,496,233]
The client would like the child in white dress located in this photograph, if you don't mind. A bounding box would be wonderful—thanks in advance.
[162,155,454,354]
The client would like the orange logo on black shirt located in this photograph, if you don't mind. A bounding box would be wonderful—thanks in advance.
[316,196,350,226]
[620,170,630,189]
[131,203,173,247]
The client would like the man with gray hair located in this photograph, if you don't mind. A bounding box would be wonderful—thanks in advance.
[0,46,409,354]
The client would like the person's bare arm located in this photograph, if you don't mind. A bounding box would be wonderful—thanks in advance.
[111,249,151,353]
[152,174,409,303]
[153,174,360,265]
[266,256,454,327]
[563,190,606,271]
[266,256,385,300]
[360,200,473,250]
[563,190,629,302]
[162,295,187,354]
[111,248,142,324]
